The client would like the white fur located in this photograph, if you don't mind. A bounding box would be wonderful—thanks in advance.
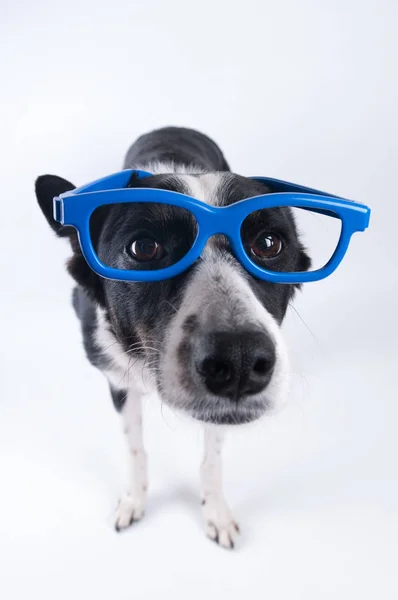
[95,307,154,394]
[115,387,148,529]
[134,161,206,176]
[95,308,151,529]
[182,173,224,204]
[201,427,239,549]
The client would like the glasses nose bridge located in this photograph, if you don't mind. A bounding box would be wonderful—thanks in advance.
[198,205,241,244]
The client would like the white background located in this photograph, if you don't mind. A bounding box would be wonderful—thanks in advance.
[1,1,397,598]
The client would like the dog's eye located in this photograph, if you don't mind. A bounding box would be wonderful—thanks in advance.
[250,233,283,259]
[128,238,165,262]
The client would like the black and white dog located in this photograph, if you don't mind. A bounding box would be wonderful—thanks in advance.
[35,127,310,549]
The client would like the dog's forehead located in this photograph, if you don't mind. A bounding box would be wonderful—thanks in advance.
[140,172,267,206]
[180,173,267,206]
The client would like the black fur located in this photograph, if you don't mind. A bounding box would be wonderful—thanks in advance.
[72,287,110,371]
[123,126,230,171]
[109,386,128,411]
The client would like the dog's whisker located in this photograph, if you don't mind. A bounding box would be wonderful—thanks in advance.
[160,299,179,314]
[101,339,125,353]
[288,304,321,347]
[122,357,143,383]
[108,350,158,364]
[125,346,160,355]
[125,340,160,349]
[126,338,159,346]
[143,359,160,367]
[117,354,133,388]
[102,337,160,354]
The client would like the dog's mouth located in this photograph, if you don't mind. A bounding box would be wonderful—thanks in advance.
[155,367,274,425]
[187,398,271,425]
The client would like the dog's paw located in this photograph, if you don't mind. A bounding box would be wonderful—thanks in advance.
[115,491,146,532]
[202,496,240,549]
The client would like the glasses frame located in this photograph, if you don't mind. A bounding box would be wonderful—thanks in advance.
[53,169,370,284]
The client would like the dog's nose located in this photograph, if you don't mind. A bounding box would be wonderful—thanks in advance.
[195,330,275,398]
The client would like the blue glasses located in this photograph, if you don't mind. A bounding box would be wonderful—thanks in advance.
[53,169,370,284]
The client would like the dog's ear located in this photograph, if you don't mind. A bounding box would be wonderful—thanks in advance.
[35,174,106,306]
[35,174,76,237]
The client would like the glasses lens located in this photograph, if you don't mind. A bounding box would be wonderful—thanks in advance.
[89,202,198,271]
[241,206,342,273]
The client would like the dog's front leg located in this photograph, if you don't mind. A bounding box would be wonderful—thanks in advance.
[114,387,148,531]
[200,426,240,549]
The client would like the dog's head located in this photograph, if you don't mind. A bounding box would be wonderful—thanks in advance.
[35,170,310,425]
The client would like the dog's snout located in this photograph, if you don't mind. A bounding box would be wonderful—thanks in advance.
[195,330,275,399]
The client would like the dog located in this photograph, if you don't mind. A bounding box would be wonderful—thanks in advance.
[35,126,310,549]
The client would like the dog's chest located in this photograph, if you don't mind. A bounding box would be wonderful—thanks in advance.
[94,306,154,395]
